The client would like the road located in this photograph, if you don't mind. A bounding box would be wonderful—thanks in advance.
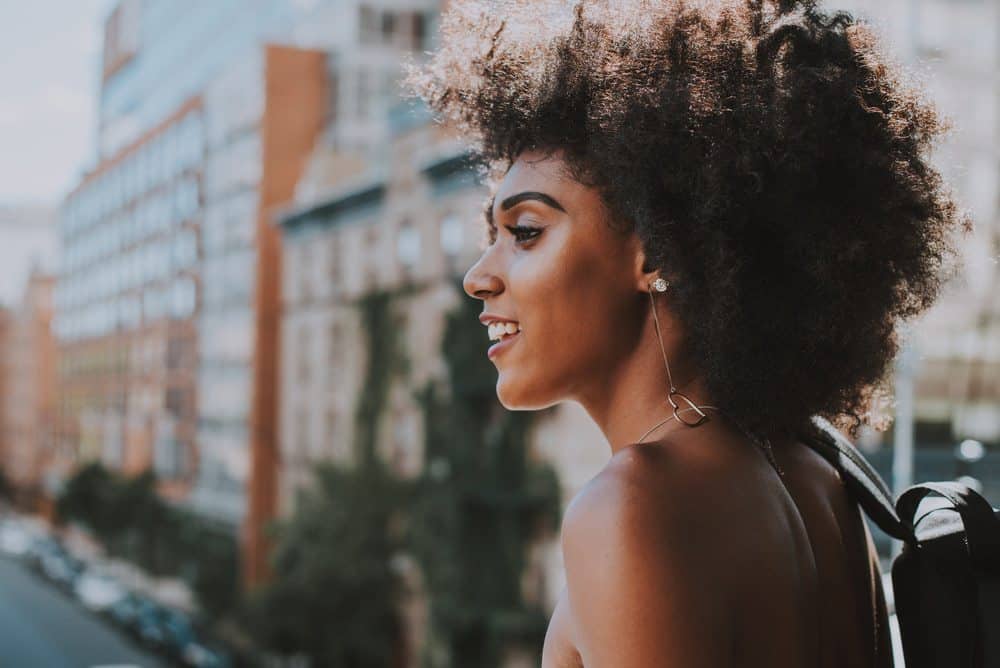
[0,556,165,668]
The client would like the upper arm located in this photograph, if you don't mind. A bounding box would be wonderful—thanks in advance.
[561,461,733,667]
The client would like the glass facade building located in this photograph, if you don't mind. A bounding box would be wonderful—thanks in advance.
[56,1,324,508]
[56,0,441,583]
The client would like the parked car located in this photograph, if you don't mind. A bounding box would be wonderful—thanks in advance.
[74,569,127,612]
[39,547,84,592]
[104,591,234,666]
[150,609,231,668]
[107,592,162,640]
[134,598,176,652]
[25,536,63,573]
[0,519,34,557]
[181,636,234,668]
[106,591,146,630]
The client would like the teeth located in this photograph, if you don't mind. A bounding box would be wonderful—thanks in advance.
[487,321,521,341]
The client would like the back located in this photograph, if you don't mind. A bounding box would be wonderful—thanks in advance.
[660,429,894,666]
[541,428,894,667]
[745,433,894,667]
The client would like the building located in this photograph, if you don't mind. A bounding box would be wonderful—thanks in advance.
[278,108,480,500]
[0,271,57,508]
[191,44,328,585]
[55,0,346,586]
[205,0,443,584]
[56,0,443,586]
[57,96,203,490]
[56,0,299,487]
[0,204,57,306]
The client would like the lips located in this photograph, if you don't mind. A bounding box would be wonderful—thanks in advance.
[487,329,521,359]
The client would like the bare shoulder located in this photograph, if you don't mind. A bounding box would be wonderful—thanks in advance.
[562,431,772,540]
[561,441,712,544]
[559,442,737,667]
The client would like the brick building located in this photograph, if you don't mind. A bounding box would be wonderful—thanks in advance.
[0,271,57,508]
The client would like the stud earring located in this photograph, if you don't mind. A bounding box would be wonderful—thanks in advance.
[651,277,669,292]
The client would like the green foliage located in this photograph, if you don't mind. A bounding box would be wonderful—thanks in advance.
[166,509,240,617]
[354,288,413,467]
[245,460,407,666]
[247,288,411,666]
[55,462,239,616]
[410,281,561,668]
[56,461,117,536]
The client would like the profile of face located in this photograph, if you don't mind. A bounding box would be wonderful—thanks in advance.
[462,150,650,410]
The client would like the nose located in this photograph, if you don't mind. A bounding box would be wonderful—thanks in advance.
[462,249,504,300]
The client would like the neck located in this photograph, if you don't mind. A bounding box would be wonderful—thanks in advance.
[572,312,714,457]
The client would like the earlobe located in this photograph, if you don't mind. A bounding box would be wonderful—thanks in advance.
[632,241,660,293]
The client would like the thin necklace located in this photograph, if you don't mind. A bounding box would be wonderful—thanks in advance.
[635,405,721,444]
[633,405,784,476]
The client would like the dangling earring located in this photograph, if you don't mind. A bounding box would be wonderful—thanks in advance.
[648,277,711,427]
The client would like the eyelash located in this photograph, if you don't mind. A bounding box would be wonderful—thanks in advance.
[505,224,542,245]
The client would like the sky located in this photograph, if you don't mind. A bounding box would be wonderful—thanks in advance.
[0,0,113,205]
[0,0,112,305]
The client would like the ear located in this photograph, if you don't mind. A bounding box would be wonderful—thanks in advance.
[629,233,661,293]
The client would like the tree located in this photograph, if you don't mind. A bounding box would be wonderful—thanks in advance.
[245,460,407,666]
[55,461,118,539]
[56,463,240,617]
[245,289,410,666]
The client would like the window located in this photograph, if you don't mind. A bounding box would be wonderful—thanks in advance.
[328,321,342,371]
[359,6,376,43]
[322,408,337,457]
[381,11,396,40]
[297,326,311,384]
[296,408,310,460]
[356,67,370,118]
[364,226,379,288]
[328,234,342,288]
[411,12,427,49]
[440,213,463,258]
[170,277,196,319]
[299,244,313,302]
[396,220,420,276]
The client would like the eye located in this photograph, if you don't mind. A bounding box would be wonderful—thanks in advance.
[505,224,542,245]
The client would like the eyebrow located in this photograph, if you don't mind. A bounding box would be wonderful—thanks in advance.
[485,190,567,238]
[499,190,567,214]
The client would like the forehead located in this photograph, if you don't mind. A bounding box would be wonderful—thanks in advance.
[495,151,573,198]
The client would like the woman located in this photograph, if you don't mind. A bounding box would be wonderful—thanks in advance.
[405,0,969,665]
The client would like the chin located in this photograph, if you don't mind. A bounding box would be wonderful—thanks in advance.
[495,372,559,411]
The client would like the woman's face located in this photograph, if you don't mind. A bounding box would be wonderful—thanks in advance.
[463,150,648,409]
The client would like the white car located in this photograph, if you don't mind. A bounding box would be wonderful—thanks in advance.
[0,521,34,557]
[74,570,127,612]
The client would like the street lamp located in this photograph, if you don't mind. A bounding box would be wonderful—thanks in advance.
[953,438,986,493]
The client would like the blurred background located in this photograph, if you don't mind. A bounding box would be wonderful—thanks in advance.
[0,0,996,666]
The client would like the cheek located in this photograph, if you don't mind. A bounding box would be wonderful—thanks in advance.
[504,239,635,386]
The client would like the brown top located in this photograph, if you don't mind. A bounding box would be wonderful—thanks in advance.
[542,430,894,667]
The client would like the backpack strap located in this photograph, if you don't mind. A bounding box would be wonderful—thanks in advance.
[798,416,914,543]
[896,481,1000,574]
[897,481,1000,667]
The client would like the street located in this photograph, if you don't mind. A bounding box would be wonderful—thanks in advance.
[0,556,165,668]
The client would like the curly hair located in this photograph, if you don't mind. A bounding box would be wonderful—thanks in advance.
[403,0,971,442]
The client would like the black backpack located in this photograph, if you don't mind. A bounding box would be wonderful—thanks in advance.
[799,416,1000,668]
